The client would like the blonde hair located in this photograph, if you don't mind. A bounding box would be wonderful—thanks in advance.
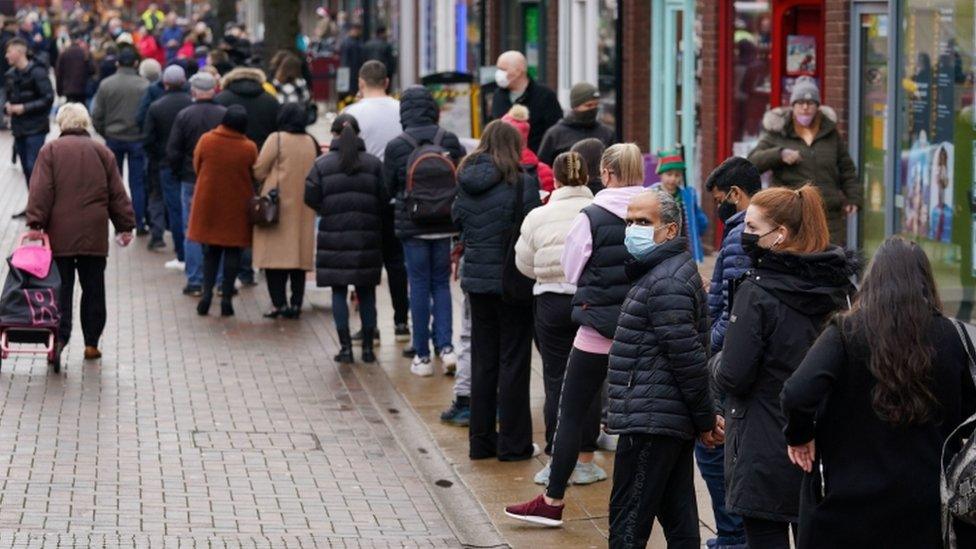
[506,104,529,121]
[56,103,91,132]
[601,143,644,186]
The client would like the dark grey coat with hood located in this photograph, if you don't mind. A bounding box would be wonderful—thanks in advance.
[452,154,541,295]
[215,67,280,148]
[716,246,858,523]
[537,110,616,166]
[382,85,467,239]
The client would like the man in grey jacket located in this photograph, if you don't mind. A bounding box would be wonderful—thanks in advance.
[92,47,150,234]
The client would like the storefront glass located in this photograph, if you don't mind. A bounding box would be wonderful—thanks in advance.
[856,12,889,258]
[730,0,772,157]
[597,0,618,131]
[898,0,976,317]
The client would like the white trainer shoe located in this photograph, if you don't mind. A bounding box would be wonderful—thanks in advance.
[438,346,458,374]
[410,355,434,377]
[164,259,185,271]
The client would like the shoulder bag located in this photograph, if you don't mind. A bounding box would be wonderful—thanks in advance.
[942,319,976,548]
[249,132,281,227]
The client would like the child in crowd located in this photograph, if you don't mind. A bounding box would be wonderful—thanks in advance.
[651,147,708,262]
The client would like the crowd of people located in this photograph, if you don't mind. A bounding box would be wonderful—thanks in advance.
[2,5,975,546]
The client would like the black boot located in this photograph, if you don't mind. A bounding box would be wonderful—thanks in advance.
[220,298,234,317]
[334,328,354,363]
[197,293,212,316]
[361,328,376,363]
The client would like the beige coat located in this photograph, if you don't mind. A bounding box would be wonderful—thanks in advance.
[252,131,318,270]
[515,185,594,286]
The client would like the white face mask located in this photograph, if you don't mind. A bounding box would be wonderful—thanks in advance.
[495,68,510,90]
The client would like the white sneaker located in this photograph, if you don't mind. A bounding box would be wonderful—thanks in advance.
[597,431,618,452]
[532,442,542,457]
[533,461,551,485]
[410,356,434,377]
[438,346,458,374]
[571,461,608,485]
[164,259,185,271]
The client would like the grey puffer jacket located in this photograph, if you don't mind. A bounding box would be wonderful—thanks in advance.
[606,237,715,438]
[452,154,541,295]
[383,86,466,239]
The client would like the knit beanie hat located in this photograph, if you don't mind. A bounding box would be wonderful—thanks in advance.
[789,76,820,104]
[656,147,685,175]
[501,104,531,147]
[570,82,600,109]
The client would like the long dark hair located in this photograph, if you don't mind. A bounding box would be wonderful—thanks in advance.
[844,236,942,426]
[331,113,361,175]
[457,120,522,184]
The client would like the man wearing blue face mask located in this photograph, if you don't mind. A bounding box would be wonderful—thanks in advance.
[606,190,720,548]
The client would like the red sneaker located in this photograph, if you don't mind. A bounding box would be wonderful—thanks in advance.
[504,494,564,527]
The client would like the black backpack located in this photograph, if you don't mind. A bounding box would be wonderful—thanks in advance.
[401,129,457,225]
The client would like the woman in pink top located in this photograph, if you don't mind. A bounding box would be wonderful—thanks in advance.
[506,143,647,526]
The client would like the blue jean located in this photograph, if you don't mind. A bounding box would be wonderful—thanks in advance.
[160,167,184,260]
[402,237,453,359]
[180,182,203,286]
[105,139,147,229]
[331,285,377,331]
[14,133,46,186]
[695,441,745,545]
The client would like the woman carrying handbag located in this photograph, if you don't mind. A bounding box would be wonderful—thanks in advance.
[252,103,319,319]
[453,120,542,461]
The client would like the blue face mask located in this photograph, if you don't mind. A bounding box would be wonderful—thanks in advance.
[624,225,658,260]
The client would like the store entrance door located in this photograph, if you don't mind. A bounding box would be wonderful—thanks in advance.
[848,2,889,255]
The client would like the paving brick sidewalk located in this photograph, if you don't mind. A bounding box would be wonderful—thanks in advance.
[0,134,479,547]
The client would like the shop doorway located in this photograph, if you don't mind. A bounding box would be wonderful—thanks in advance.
[848,2,889,255]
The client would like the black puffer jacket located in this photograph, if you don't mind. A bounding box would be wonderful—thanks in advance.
[452,154,541,295]
[537,111,616,166]
[383,86,467,239]
[717,246,858,523]
[304,139,388,287]
[4,59,54,137]
[215,67,280,148]
[607,237,714,438]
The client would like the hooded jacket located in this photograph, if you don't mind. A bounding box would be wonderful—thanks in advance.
[305,138,387,287]
[537,110,616,166]
[606,237,715,439]
[452,154,542,295]
[747,106,861,245]
[4,58,54,137]
[215,67,280,148]
[382,86,467,239]
[717,246,858,523]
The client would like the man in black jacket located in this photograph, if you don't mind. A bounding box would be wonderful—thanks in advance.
[606,190,719,548]
[362,26,395,82]
[214,67,279,149]
[490,50,562,153]
[166,72,226,296]
[537,81,615,166]
[145,65,192,257]
[383,85,466,375]
[4,37,53,217]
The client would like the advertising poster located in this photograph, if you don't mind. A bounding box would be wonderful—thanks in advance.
[785,35,816,75]
[928,142,954,242]
[903,140,931,237]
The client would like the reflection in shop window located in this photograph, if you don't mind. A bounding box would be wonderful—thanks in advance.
[598,0,618,131]
[731,1,771,158]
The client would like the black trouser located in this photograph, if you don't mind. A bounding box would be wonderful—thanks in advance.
[202,245,242,300]
[468,292,534,461]
[382,216,409,325]
[55,256,107,347]
[534,293,600,455]
[546,348,609,499]
[145,157,166,240]
[608,434,700,549]
[265,268,306,309]
[741,517,797,549]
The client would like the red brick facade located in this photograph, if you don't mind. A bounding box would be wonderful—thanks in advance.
[823,0,851,138]
[620,0,651,150]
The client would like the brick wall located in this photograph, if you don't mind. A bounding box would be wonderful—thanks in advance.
[620,0,651,150]
[697,0,720,183]
[824,0,850,139]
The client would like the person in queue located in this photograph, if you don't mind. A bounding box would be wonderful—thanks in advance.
[716,184,858,548]
[490,50,562,153]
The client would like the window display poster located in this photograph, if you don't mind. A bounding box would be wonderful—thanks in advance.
[786,35,816,75]
[928,142,954,243]
[903,141,931,238]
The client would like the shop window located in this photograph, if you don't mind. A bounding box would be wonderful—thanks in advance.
[730,1,772,157]
[898,0,976,318]
[597,0,618,131]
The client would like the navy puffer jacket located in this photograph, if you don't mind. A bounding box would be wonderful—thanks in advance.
[707,210,751,353]
[607,237,715,439]
[452,154,541,295]
[382,86,467,239]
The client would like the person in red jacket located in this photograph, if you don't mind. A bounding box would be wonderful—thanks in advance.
[137,26,165,66]
[501,105,555,202]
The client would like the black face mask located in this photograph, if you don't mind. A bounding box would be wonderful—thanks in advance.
[573,108,599,125]
[716,190,738,222]
[741,228,777,263]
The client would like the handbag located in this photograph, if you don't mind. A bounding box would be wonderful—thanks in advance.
[501,172,534,303]
[249,133,282,227]
[941,319,976,548]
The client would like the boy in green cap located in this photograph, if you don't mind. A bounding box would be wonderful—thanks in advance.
[650,147,708,262]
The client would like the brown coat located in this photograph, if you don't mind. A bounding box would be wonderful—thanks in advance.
[26,130,135,257]
[252,131,318,270]
[187,125,258,247]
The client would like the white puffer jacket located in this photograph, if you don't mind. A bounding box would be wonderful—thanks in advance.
[515,185,595,290]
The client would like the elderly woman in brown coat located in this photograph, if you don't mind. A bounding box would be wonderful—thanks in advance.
[252,103,318,319]
[26,103,136,360]
[187,105,258,317]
